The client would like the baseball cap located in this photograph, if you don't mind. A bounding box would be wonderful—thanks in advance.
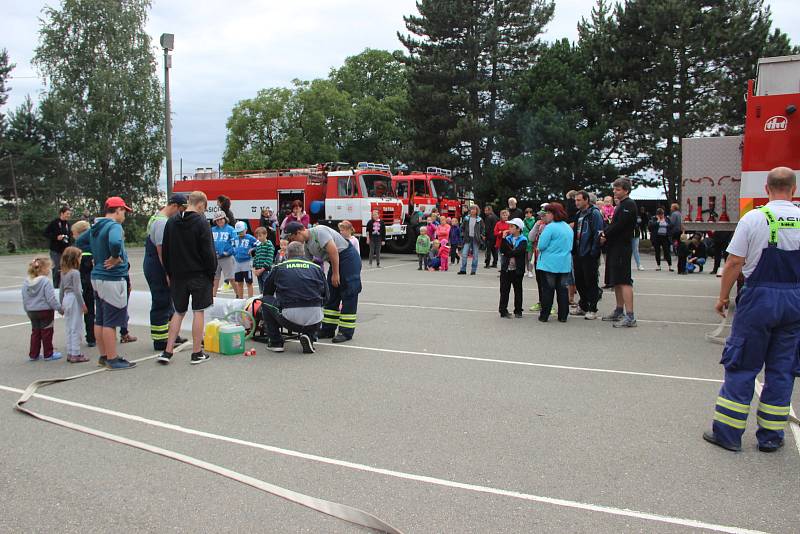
[509,218,525,230]
[105,196,132,212]
[168,193,187,206]
[213,211,227,221]
[281,221,305,239]
[234,221,247,233]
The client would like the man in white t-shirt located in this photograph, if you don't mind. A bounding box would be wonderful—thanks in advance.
[704,167,800,453]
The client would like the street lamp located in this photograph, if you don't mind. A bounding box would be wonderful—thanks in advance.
[160,33,174,198]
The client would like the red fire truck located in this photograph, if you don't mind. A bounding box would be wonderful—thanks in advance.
[682,55,800,232]
[173,162,405,244]
[388,167,466,252]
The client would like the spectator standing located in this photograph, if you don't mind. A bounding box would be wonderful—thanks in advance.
[43,206,72,288]
[77,197,135,369]
[158,191,217,365]
[649,208,674,271]
[143,194,187,350]
[493,210,510,271]
[632,215,644,271]
[600,179,638,328]
[669,202,684,254]
[601,196,615,223]
[72,221,95,347]
[59,247,88,363]
[366,209,386,267]
[425,216,437,246]
[232,221,258,298]
[211,212,236,297]
[571,191,603,320]
[216,195,236,226]
[483,206,499,268]
[338,220,360,254]
[22,257,63,361]
[262,241,328,354]
[416,226,431,270]
[528,209,548,312]
[458,206,485,275]
[253,226,276,294]
[507,197,523,221]
[537,204,574,323]
[435,215,451,245]
[523,208,536,278]
[284,222,362,343]
[498,218,527,318]
[448,217,462,264]
[280,200,310,230]
[710,230,733,276]
[638,206,650,241]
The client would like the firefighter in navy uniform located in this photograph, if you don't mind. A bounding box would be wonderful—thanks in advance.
[704,167,800,453]
[143,194,188,350]
[283,221,362,343]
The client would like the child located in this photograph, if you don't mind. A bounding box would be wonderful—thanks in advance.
[686,234,707,273]
[22,257,63,361]
[212,212,236,296]
[427,240,441,271]
[676,235,690,275]
[435,215,451,244]
[252,226,275,294]
[59,247,89,363]
[275,239,289,264]
[523,208,536,278]
[425,216,437,246]
[72,220,95,347]
[438,239,450,271]
[366,209,386,267]
[416,226,431,270]
[448,217,462,264]
[232,221,258,298]
[494,210,510,271]
[338,220,360,253]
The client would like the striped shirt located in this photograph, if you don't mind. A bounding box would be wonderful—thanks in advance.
[253,240,275,269]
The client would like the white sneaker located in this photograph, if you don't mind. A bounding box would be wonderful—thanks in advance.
[584,311,598,320]
[638,266,645,271]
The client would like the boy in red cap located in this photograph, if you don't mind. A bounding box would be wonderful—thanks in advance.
[76,196,136,370]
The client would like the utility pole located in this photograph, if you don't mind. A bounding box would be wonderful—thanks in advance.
[160,33,175,199]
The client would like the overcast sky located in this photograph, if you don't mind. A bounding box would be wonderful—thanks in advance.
[3,0,800,183]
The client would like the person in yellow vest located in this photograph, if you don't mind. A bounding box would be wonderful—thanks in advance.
[143,194,188,350]
[704,167,800,453]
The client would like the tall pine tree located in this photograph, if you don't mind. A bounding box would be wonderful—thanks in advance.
[399,0,554,193]
[579,0,794,203]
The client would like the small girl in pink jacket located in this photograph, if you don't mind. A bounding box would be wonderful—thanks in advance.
[438,239,450,271]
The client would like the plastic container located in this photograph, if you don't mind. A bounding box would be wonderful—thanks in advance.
[203,319,223,353]
[219,324,246,355]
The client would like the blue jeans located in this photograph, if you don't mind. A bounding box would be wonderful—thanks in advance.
[632,237,641,268]
[460,238,481,273]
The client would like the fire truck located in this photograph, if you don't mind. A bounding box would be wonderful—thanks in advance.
[388,167,466,252]
[173,162,405,245]
[682,55,800,232]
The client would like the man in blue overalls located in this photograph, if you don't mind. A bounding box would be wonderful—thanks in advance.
[704,167,800,453]
[283,221,362,343]
[143,194,188,350]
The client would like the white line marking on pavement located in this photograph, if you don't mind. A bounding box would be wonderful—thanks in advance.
[755,380,800,459]
[0,285,22,290]
[312,341,722,383]
[0,384,763,534]
[359,301,723,327]
[0,320,34,329]
[362,280,716,298]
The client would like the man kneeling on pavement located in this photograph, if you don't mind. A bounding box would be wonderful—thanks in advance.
[262,241,328,354]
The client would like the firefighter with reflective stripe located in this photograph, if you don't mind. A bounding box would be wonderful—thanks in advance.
[704,167,800,453]
[283,222,362,343]
[143,194,188,350]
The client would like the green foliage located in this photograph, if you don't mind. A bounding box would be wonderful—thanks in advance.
[33,0,164,204]
[578,0,794,203]
[399,0,555,194]
[0,49,13,137]
[222,48,409,171]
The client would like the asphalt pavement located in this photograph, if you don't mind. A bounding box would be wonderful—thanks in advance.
[0,248,798,533]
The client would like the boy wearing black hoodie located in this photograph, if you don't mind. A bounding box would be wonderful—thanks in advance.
[159,191,217,365]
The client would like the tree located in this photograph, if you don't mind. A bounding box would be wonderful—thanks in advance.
[497,39,618,202]
[0,49,14,138]
[399,0,555,192]
[578,0,794,203]
[33,0,164,206]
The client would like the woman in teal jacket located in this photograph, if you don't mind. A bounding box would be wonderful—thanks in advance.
[536,203,574,322]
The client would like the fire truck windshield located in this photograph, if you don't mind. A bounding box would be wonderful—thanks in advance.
[361,174,395,197]
[430,178,456,199]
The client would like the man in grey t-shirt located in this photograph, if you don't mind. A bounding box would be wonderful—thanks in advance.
[283,222,362,343]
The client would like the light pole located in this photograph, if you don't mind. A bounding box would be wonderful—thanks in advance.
[160,33,174,198]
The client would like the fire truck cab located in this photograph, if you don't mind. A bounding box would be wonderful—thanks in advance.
[173,162,405,243]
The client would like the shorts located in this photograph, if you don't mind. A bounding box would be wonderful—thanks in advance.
[234,270,253,284]
[607,243,633,286]
[171,274,213,314]
[215,256,235,280]
[92,279,128,328]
